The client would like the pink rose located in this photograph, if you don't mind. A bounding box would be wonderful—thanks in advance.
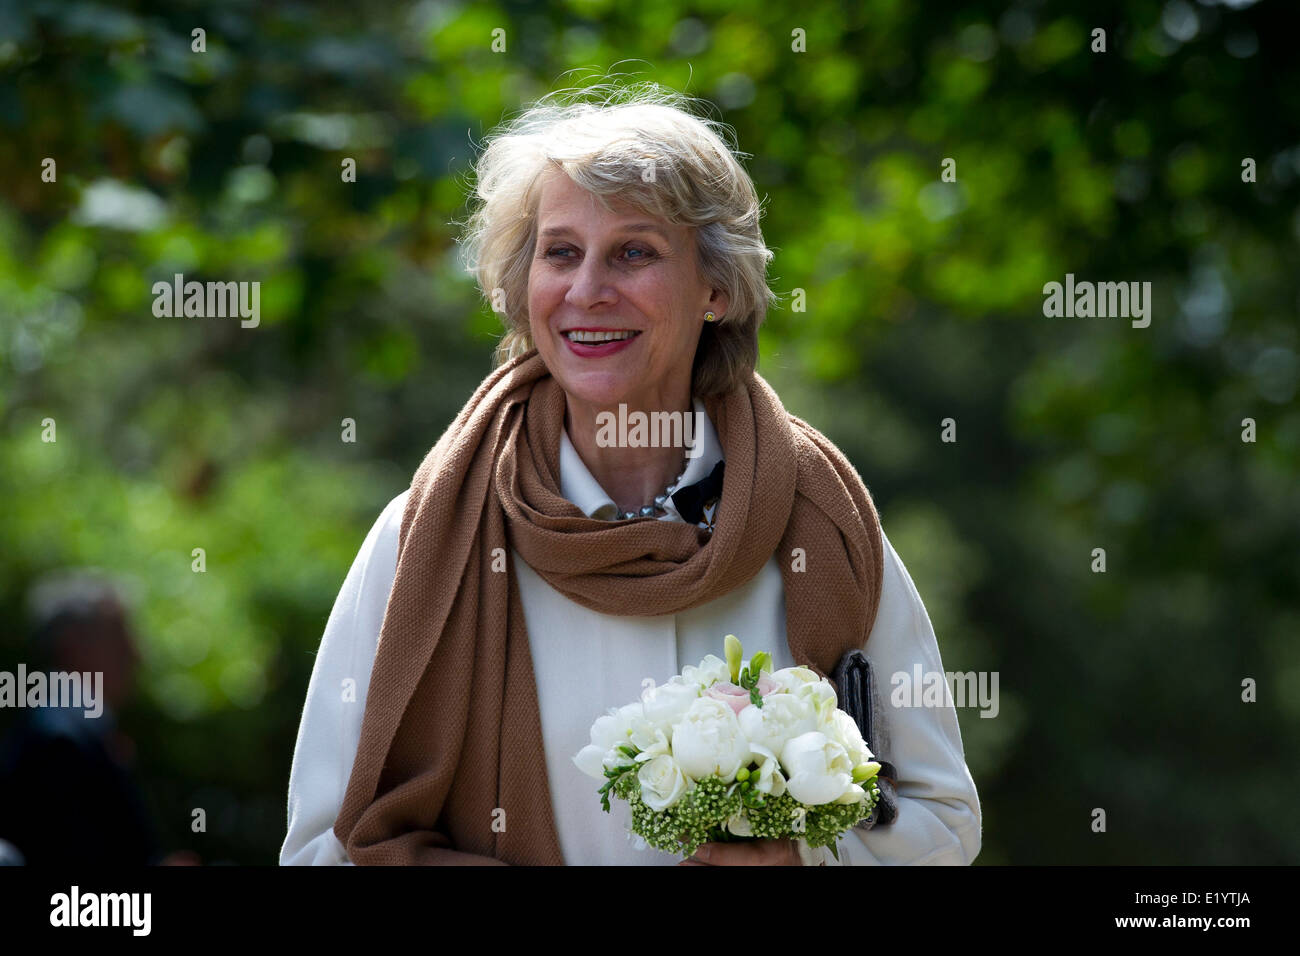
[706,676,781,714]
[705,682,752,715]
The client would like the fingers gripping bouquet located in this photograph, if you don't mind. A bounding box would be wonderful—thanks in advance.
[574,635,882,860]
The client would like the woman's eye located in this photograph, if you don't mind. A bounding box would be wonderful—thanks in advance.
[544,246,655,261]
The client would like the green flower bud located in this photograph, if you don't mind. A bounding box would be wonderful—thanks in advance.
[725,634,743,682]
[736,767,750,782]
[852,761,881,784]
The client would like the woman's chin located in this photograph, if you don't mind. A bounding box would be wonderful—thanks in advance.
[555,370,644,411]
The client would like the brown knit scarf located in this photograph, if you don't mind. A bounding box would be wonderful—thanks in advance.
[332,348,885,865]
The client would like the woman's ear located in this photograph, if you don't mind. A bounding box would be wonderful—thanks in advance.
[709,288,730,322]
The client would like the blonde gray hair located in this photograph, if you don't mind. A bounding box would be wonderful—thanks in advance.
[456,82,776,398]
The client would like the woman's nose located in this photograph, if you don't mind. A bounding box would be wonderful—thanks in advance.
[564,255,617,308]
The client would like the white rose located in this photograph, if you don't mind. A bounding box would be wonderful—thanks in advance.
[737,694,817,756]
[780,731,857,805]
[637,754,691,811]
[641,678,700,733]
[681,655,730,690]
[671,697,749,782]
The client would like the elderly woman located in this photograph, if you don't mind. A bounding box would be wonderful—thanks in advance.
[281,87,981,866]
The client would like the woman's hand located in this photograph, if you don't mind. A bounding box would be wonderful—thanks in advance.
[677,838,807,866]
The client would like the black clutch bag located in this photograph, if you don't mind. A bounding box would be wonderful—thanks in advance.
[830,649,899,828]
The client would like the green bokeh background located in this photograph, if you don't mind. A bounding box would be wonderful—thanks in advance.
[1,0,1297,864]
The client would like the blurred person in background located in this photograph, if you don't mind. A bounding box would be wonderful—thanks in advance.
[0,570,196,865]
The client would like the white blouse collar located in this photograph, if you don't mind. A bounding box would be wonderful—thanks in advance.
[558,398,722,522]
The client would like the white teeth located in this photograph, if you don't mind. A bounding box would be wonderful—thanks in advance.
[565,330,639,343]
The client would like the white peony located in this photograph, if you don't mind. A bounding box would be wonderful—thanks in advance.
[671,696,750,782]
[827,710,874,767]
[769,667,839,726]
[798,679,839,716]
[636,754,691,811]
[768,666,821,694]
[780,731,858,805]
[641,678,700,733]
[737,694,817,756]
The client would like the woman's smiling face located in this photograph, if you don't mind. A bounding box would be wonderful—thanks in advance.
[527,168,726,415]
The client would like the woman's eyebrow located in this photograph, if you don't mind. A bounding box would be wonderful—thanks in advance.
[538,223,672,243]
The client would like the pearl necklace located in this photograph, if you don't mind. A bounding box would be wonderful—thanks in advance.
[617,453,689,520]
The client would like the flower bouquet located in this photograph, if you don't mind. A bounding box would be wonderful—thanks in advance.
[573,635,882,860]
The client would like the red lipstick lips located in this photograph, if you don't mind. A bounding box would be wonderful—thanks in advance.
[562,327,642,358]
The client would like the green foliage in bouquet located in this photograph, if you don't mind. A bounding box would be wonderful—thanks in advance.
[616,775,741,858]
[601,747,881,860]
[745,789,881,858]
